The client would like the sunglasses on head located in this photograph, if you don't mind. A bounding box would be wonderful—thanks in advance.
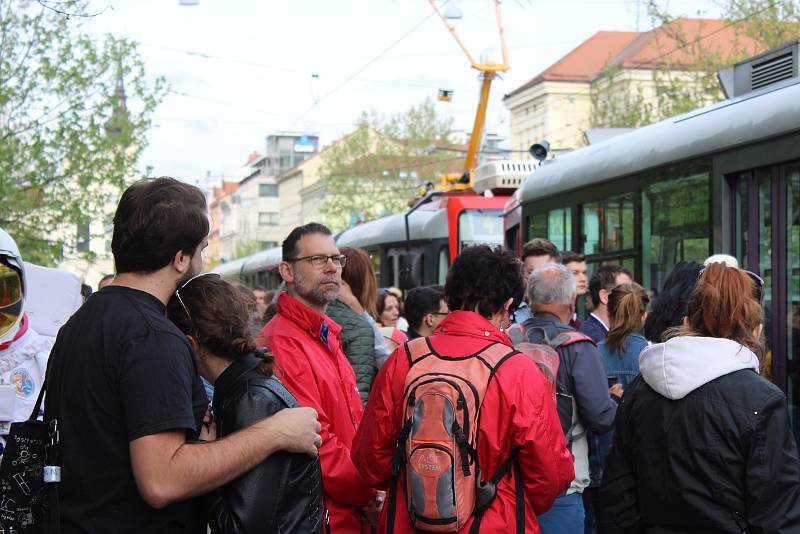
[174,272,221,326]
[698,266,764,304]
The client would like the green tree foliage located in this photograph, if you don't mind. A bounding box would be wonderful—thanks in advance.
[589,0,799,129]
[319,99,455,231]
[0,0,166,264]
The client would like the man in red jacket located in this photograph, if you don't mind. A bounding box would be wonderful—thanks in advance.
[257,223,379,533]
[352,245,575,533]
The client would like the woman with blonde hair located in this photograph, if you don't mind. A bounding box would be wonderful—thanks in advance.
[592,283,649,532]
[601,263,800,532]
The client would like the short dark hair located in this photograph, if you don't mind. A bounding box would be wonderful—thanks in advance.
[282,222,332,261]
[561,251,585,265]
[522,238,561,263]
[588,264,633,307]
[446,246,525,318]
[644,261,702,342]
[112,177,209,274]
[405,285,445,330]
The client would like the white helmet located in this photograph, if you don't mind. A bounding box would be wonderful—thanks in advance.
[0,228,26,343]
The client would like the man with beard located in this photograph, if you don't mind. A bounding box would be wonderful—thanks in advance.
[45,178,322,533]
[257,223,381,533]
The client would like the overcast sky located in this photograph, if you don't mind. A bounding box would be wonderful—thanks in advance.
[81,0,723,185]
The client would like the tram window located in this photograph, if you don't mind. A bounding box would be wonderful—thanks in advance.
[529,213,547,240]
[582,194,634,255]
[548,208,572,251]
[641,169,709,292]
[438,247,449,285]
[458,209,503,250]
[731,173,750,268]
[399,253,423,290]
[788,164,799,371]
[758,169,773,361]
[370,252,381,283]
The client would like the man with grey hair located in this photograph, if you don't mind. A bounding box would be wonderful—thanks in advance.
[522,263,621,534]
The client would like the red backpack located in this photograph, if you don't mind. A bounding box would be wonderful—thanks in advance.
[506,322,594,448]
[386,337,525,534]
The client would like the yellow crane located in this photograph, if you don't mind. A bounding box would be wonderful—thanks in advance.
[428,0,510,191]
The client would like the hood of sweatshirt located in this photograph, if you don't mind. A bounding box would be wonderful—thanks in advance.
[639,336,760,400]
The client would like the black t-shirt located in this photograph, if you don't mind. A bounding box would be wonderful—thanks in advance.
[44,286,208,533]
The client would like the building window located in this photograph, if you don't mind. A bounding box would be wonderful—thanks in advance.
[258,212,279,226]
[76,220,91,253]
[259,183,278,197]
[259,241,279,249]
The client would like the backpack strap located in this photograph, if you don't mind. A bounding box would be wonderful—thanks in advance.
[404,336,433,367]
[469,451,525,534]
[549,330,596,348]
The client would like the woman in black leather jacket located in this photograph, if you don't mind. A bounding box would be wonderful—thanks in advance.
[600,263,800,533]
[167,274,324,533]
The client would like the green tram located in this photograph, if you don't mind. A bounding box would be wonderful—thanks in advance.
[505,50,799,435]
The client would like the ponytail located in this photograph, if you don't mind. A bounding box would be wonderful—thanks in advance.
[605,283,649,354]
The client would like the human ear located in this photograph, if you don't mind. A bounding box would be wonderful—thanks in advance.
[754,323,764,339]
[173,249,191,275]
[278,261,294,283]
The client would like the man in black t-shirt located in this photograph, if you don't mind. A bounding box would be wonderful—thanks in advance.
[44,178,322,532]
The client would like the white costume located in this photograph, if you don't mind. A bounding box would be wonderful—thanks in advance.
[0,229,80,453]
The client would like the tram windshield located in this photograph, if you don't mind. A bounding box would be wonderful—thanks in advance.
[458,209,504,251]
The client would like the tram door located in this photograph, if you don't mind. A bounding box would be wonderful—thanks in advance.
[730,162,800,442]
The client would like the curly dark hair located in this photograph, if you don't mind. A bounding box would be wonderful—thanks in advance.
[644,261,703,343]
[445,245,525,318]
[167,274,275,375]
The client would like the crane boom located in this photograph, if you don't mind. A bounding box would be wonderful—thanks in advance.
[428,0,510,188]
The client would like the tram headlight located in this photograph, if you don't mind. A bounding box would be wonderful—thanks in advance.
[529,140,550,162]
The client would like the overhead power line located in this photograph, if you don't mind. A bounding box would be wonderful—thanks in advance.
[282,10,438,132]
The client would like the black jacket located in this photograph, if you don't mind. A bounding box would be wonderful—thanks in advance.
[207,353,325,534]
[601,368,800,533]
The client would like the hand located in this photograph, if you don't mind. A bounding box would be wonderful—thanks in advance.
[609,383,624,398]
[360,492,384,526]
[259,406,322,457]
[199,406,217,441]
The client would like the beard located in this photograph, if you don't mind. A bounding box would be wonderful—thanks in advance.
[293,268,340,307]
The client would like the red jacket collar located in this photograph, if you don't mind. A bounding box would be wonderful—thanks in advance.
[434,310,511,345]
[277,291,341,340]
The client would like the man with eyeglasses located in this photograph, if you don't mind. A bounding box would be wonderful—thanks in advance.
[43,178,322,533]
[403,285,448,340]
[257,222,382,533]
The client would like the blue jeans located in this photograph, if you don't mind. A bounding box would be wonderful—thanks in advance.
[537,492,585,534]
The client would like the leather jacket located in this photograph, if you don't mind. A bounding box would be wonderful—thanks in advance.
[207,352,325,534]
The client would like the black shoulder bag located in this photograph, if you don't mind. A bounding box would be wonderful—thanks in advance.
[0,361,61,533]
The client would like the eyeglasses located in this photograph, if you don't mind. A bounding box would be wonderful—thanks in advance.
[698,266,765,304]
[286,254,347,269]
[174,272,221,326]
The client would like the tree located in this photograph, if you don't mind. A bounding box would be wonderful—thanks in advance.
[589,0,799,129]
[0,0,166,264]
[318,99,456,231]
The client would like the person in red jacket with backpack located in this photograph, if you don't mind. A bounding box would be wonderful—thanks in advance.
[352,245,574,534]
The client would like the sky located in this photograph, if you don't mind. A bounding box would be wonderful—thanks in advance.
[79,0,724,186]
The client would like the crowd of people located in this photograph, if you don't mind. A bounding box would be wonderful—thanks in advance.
[0,176,798,533]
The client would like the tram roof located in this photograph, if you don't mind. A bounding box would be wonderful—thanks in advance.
[521,77,800,204]
[336,208,448,249]
[211,256,249,278]
[244,247,282,272]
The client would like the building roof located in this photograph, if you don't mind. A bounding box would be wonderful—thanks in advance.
[505,18,761,100]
